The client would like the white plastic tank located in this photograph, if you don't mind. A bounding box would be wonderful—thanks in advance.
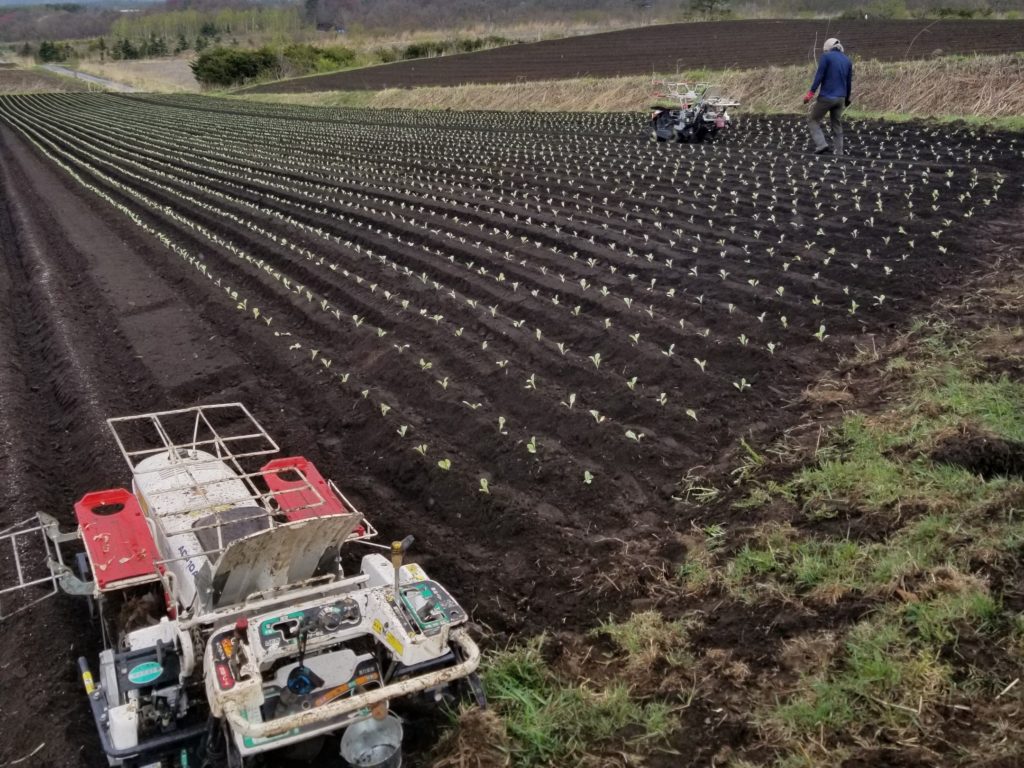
[108,702,139,751]
[132,449,251,609]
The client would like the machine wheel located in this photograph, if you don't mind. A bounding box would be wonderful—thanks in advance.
[277,737,324,761]
[651,112,676,142]
[75,552,98,621]
[463,671,488,709]
[227,739,244,768]
[199,720,244,768]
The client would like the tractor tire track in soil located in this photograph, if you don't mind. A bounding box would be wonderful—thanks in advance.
[0,126,135,768]
[243,19,1024,93]
[0,95,1021,767]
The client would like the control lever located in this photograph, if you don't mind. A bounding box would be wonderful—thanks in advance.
[416,595,441,623]
[391,535,415,598]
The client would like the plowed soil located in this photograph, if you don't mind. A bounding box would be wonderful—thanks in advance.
[0,67,91,93]
[0,94,1021,766]
[243,19,1024,93]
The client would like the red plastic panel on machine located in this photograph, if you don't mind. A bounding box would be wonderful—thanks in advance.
[261,457,347,521]
[74,488,160,591]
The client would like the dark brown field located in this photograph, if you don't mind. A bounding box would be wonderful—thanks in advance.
[243,19,1024,94]
[0,93,1021,766]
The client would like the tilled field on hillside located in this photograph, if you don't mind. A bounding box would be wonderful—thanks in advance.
[243,19,1024,93]
[0,67,92,93]
[0,94,1021,766]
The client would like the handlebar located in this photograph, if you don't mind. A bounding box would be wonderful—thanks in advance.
[222,630,481,739]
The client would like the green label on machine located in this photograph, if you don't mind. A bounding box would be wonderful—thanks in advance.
[128,660,163,685]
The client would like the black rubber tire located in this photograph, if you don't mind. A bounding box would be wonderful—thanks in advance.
[652,113,676,142]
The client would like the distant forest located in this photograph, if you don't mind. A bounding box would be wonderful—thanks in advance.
[1,0,1019,45]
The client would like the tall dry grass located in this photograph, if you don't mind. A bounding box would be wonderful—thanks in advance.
[241,54,1024,120]
[76,58,200,93]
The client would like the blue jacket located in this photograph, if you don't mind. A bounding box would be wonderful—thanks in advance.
[810,50,852,100]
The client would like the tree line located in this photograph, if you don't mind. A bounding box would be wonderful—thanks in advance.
[190,42,357,86]
[110,6,306,43]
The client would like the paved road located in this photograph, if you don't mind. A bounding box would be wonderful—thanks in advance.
[40,64,136,92]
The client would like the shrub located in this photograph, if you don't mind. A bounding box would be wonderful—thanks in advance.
[191,47,278,87]
[393,36,513,63]
[281,43,355,75]
[402,40,447,59]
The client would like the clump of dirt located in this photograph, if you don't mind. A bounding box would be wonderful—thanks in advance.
[689,598,875,666]
[647,699,755,768]
[841,750,938,768]
[430,708,511,768]
[778,631,841,677]
[930,427,1024,479]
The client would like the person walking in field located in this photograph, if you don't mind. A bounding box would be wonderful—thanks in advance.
[803,37,852,156]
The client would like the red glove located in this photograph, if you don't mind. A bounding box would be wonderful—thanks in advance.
[803,90,815,104]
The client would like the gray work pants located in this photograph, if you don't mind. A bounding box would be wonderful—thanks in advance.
[808,97,845,156]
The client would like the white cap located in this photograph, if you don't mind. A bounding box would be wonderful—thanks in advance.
[824,37,843,52]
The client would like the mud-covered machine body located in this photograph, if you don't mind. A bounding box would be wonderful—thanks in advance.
[0,404,482,767]
[649,81,740,143]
